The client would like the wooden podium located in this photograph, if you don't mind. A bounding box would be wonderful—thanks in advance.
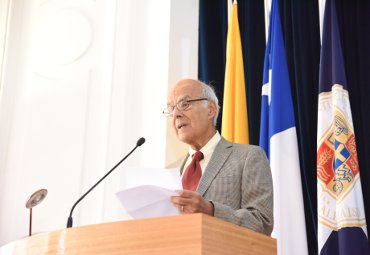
[1,214,276,255]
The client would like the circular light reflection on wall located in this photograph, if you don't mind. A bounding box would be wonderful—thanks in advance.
[33,9,92,67]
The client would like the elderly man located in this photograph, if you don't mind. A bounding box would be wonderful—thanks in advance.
[166,79,273,235]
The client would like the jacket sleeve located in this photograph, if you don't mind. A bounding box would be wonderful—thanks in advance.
[212,147,274,235]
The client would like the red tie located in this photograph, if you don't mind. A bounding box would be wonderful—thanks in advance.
[182,151,204,191]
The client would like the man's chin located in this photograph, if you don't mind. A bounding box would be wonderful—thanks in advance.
[177,133,191,144]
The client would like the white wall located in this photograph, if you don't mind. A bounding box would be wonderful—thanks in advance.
[0,0,198,246]
[0,0,11,89]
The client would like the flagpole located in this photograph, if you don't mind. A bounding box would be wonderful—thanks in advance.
[264,0,271,43]
[227,0,233,24]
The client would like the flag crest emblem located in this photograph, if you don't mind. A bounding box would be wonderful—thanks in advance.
[318,85,364,231]
[318,94,359,200]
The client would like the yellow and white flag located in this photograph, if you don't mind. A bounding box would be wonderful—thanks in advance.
[221,2,249,144]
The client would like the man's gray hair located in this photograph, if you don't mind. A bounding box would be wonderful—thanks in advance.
[201,82,220,126]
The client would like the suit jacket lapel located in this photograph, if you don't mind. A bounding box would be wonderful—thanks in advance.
[196,138,233,196]
[179,154,189,175]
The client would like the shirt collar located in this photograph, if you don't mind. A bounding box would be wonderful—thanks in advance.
[188,131,221,157]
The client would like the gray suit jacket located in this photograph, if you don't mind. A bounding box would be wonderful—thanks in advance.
[180,138,273,235]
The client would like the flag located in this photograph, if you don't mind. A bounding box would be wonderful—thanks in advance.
[221,1,249,144]
[259,0,308,254]
[317,0,369,254]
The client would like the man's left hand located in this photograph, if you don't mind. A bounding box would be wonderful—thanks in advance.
[170,190,214,215]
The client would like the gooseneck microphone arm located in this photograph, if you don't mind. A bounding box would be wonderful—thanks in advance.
[66,137,146,228]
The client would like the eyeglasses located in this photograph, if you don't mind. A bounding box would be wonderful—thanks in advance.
[163,98,208,116]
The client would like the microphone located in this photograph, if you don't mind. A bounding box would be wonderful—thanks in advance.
[66,137,146,228]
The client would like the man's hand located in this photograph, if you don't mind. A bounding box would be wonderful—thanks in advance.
[171,190,214,216]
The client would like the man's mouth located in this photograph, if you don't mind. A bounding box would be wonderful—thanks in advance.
[177,123,187,130]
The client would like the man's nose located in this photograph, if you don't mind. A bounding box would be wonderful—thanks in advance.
[172,106,183,117]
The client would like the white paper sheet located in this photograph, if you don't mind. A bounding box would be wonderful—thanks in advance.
[116,185,180,219]
[116,168,182,219]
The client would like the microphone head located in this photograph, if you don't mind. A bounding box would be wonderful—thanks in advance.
[137,137,146,147]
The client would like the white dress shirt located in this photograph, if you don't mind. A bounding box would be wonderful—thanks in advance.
[182,131,222,177]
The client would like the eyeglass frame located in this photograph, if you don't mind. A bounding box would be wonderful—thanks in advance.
[163,98,208,116]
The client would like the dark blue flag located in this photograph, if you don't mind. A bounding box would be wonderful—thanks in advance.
[317,0,369,254]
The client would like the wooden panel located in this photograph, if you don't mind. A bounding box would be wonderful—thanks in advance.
[0,214,276,255]
[202,215,276,255]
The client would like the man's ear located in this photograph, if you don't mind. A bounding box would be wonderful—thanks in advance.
[208,101,217,119]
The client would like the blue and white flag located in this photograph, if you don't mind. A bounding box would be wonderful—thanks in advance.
[259,0,308,254]
[317,0,369,254]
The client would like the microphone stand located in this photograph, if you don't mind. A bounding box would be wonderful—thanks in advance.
[66,138,145,228]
